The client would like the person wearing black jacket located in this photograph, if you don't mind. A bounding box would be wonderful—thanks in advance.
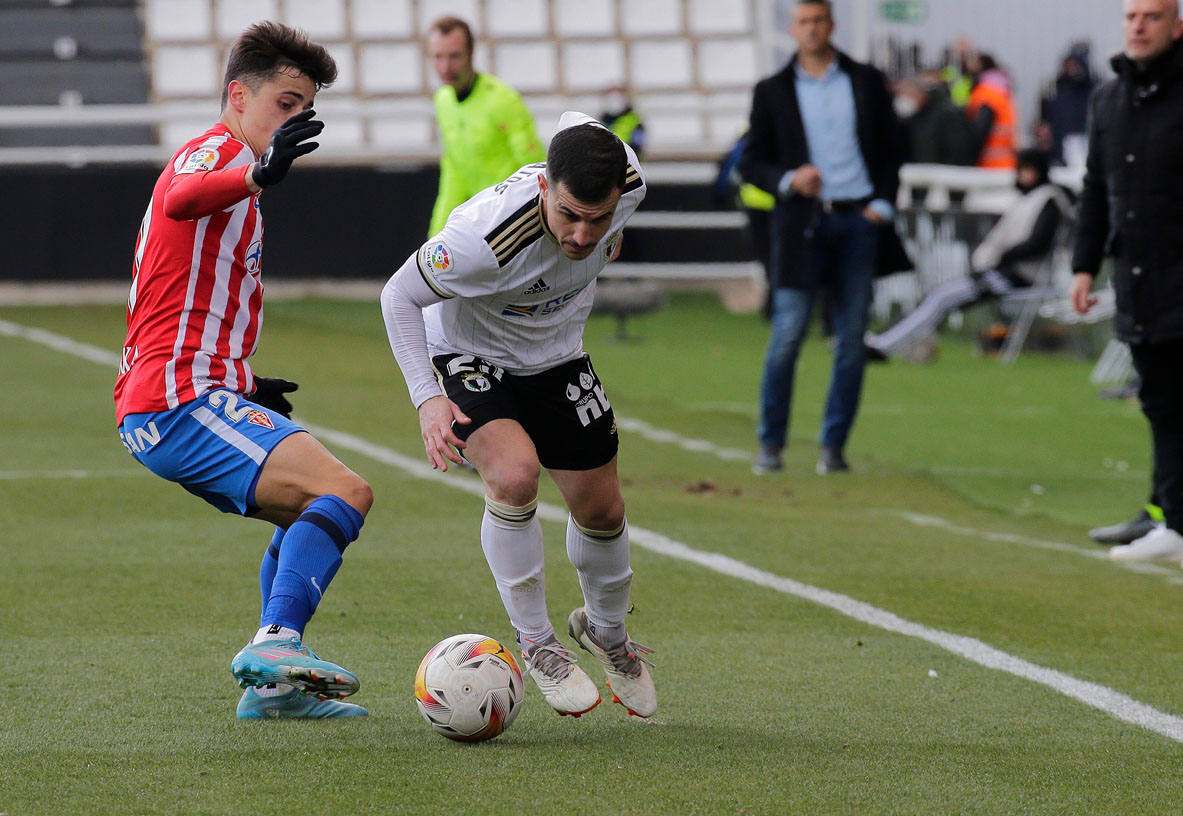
[739,0,902,475]
[1071,0,1183,562]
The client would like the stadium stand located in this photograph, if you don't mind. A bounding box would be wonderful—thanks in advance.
[0,0,152,146]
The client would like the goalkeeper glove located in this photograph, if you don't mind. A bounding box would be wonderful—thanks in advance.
[250,377,299,418]
[251,109,324,188]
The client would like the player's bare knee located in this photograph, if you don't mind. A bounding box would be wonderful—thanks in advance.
[339,476,373,517]
[574,499,625,534]
[483,462,540,507]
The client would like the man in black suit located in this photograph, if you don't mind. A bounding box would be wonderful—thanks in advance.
[740,0,901,475]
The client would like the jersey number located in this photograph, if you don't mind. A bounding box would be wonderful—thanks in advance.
[208,390,255,423]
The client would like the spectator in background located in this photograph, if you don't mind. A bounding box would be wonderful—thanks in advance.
[426,16,544,236]
[939,37,976,107]
[600,86,646,158]
[740,0,902,475]
[966,53,1018,169]
[714,131,776,318]
[866,148,1072,359]
[893,73,977,165]
[1035,43,1098,167]
[1071,0,1183,562]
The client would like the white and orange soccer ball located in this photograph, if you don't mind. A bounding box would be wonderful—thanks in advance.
[413,633,524,742]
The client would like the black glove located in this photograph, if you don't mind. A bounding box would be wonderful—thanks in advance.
[251,109,324,188]
[250,376,299,418]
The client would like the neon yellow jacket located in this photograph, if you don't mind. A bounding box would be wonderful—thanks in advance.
[429,73,544,236]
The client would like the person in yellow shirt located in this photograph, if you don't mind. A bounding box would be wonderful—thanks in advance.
[426,16,545,236]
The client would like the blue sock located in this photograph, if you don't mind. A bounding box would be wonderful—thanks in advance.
[258,528,283,625]
[262,496,364,635]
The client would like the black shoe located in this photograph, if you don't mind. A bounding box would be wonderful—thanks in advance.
[1088,509,1156,544]
[864,343,889,363]
[816,446,849,475]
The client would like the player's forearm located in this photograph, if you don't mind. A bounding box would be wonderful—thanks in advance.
[163,165,255,221]
[381,263,444,408]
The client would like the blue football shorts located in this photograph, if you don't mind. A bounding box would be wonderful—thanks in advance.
[117,388,304,515]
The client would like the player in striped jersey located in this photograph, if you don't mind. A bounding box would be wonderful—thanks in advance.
[114,23,373,720]
[381,113,657,718]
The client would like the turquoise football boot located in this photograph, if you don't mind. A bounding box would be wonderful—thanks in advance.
[231,638,360,699]
[236,686,368,719]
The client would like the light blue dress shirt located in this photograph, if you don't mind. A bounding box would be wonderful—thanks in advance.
[777,58,893,219]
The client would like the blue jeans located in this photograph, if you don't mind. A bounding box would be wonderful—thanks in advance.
[758,210,878,452]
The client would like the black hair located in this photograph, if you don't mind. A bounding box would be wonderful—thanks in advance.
[545,123,627,203]
[221,21,337,108]
[1016,148,1051,184]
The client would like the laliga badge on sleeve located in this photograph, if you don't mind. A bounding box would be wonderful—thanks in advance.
[423,241,453,276]
[178,147,219,175]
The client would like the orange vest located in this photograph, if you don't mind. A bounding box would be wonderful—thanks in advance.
[967,82,1017,169]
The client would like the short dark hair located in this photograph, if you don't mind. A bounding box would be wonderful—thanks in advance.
[1016,147,1051,183]
[546,123,628,203]
[221,21,337,108]
[797,0,833,15]
[428,15,474,55]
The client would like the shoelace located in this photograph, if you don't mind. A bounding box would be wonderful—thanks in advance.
[524,640,578,682]
[600,638,655,678]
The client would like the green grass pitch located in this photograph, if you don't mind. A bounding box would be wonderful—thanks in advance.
[1,293,1180,815]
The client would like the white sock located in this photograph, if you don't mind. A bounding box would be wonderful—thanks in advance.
[248,625,300,697]
[566,515,631,647]
[481,499,554,647]
[252,624,301,645]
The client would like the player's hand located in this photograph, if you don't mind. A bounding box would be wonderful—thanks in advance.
[250,376,299,418]
[1069,272,1098,315]
[251,109,324,188]
[790,164,823,198]
[418,395,471,471]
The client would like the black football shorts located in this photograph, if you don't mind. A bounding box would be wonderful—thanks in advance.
[431,352,618,471]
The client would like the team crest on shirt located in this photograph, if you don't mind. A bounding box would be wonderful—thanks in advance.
[247,410,275,429]
[422,241,452,275]
[603,230,622,261]
[462,372,492,392]
[179,148,219,174]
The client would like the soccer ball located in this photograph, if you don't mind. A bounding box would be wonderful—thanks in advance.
[414,633,524,742]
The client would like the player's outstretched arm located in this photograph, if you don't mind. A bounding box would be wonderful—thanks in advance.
[417,395,471,471]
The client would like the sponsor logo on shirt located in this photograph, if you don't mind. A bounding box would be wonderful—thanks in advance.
[245,241,262,275]
[501,286,585,318]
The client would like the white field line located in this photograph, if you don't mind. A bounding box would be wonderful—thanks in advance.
[7,318,1183,744]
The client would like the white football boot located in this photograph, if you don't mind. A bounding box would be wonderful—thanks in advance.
[1109,525,1183,562]
[568,607,657,718]
[521,637,601,717]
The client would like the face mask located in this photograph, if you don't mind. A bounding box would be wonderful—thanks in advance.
[893,95,919,118]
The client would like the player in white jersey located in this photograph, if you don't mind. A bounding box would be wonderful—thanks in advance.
[114,23,373,720]
[381,113,657,718]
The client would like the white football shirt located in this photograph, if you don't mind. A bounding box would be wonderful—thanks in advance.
[416,120,645,374]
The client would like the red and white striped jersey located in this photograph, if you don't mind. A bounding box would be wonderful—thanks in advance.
[115,124,264,423]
